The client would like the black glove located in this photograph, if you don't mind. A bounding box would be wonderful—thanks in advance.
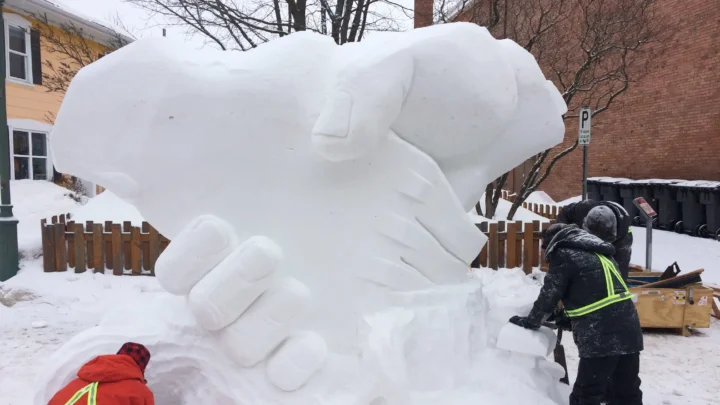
[509,315,540,331]
[547,309,573,332]
[554,312,573,332]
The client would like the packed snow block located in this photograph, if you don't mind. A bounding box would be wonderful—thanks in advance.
[496,323,556,358]
[188,235,281,331]
[154,215,240,296]
[218,277,311,367]
[266,332,328,391]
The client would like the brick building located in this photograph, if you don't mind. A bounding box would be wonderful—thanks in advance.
[417,0,720,201]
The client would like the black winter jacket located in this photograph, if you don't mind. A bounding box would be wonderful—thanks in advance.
[527,226,643,358]
[557,200,632,240]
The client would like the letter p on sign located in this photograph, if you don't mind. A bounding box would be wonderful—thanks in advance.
[578,107,591,146]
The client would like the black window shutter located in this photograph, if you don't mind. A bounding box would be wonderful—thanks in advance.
[30,29,42,85]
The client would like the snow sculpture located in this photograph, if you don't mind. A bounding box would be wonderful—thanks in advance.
[41,22,567,404]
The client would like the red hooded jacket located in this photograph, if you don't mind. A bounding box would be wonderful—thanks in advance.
[48,354,154,405]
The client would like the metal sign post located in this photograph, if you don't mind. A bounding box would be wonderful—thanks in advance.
[579,107,591,200]
[633,197,657,270]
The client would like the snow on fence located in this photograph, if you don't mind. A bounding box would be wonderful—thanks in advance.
[500,190,561,220]
[40,216,551,275]
[40,214,169,275]
[473,220,551,272]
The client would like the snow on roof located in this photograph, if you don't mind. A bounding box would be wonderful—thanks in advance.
[6,0,134,46]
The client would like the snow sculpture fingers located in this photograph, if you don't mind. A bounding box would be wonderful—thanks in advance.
[154,215,327,392]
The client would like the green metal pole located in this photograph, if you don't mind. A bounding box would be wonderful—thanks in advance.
[0,0,20,282]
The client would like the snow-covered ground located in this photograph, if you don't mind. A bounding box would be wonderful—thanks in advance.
[2,182,719,405]
[10,181,85,258]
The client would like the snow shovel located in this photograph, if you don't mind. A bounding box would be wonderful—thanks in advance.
[496,321,569,385]
[553,327,570,385]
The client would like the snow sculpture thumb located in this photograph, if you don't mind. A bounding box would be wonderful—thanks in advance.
[43,22,566,404]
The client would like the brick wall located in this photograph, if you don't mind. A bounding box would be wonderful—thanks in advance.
[541,0,720,201]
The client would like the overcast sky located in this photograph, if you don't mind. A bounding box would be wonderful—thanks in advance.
[55,0,208,47]
[55,0,415,49]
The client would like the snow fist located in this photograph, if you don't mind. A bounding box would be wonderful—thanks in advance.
[155,215,327,391]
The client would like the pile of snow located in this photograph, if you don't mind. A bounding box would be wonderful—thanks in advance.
[71,191,145,226]
[9,180,84,257]
[525,191,556,205]
[471,197,550,223]
[558,196,581,205]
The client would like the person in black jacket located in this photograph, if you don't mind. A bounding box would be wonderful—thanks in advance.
[556,200,633,280]
[510,223,644,405]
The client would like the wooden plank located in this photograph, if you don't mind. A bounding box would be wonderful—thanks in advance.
[523,221,534,274]
[41,220,55,272]
[497,221,506,268]
[73,224,86,273]
[712,296,720,319]
[506,221,517,269]
[60,214,66,224]
[85,222,95,269]
[123,221,132,270]
[51,215,58,224]
[54,223,67,272]
[131,227,142,275]
[67,221,76,268]
[551,205,558,219]
[92,224,103,273]
[478,222,488,268]
[531,220,541,267]
[149,225,161,276]
[141,222,151,270]
[112,224,123,276]
[105,221,114,270]
[514,221,523,266]
[488,223,499,270]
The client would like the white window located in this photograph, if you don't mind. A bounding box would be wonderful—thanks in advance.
[4,13,33,84]
[10,129,50,180]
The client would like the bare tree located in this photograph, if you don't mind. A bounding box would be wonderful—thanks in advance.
[437,0,665,220]
[33,13,132,192]
[124,0,413,50]
[34,13,132,94]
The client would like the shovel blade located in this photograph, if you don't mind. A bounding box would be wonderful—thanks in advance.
[496,323,557,358]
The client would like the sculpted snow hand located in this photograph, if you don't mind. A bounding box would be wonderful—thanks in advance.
[41,23,567,405]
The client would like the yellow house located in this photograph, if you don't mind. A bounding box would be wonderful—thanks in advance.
[4,0,131,192]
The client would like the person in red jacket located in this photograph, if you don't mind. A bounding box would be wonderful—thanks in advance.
[49,342,155,405]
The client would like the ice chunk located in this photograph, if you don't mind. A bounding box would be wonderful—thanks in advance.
[496,323,557,358]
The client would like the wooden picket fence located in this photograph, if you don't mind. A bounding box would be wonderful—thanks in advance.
[40,215,550,276]
[500,190,561,220]
[40,214,169,275]
[473,220,551,273]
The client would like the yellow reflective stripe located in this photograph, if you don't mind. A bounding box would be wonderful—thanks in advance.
[600,256,613,296]
[63,383,98,405]
[628,228,632,234]
[88,382,98,405]
[565,254,632,318]
[566,293,633,317]
[599,254,629,291]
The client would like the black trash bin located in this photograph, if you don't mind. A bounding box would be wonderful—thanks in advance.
[617,180,640,223]
[697,181,720,240]
[586,178,602,201]
[649,179,683,230]
[597,177,627,204]
[672,181,708,236]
